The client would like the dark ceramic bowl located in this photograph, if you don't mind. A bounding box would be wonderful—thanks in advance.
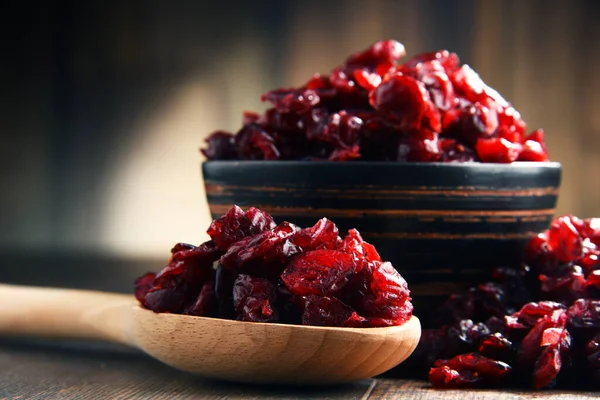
[202,161,562,325]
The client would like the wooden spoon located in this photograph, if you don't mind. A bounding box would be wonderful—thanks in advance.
[0,284,421,385]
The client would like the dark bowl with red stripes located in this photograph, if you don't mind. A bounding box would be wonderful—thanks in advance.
[202,161,562,326]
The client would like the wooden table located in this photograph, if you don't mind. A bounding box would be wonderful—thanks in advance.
[0,252,595,399]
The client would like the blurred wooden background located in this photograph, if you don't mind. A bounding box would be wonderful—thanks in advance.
[1,0,599,259]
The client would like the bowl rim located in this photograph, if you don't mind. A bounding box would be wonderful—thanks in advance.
[202,160,562,169]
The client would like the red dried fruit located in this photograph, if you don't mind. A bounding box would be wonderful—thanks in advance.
[135,205,413,330]
[337,228,382,267]
[201,40,548,164]
[301,295,364,327]
[518,140,549,162]
[429,353,511,388]
[261,88,320,113]
[439,138,476,162]
[397,130,441,162]
[344,261,413,325]
[478,332,513,361]
[235,124,281,160]
[184,279,216,317]
[403,50,460,72]
[169,240,222,266]
[202,131,237,160]
[134,272,156,305]
[461,102,499,144]
[233,274,278,322]
[143,241,221,313]
[307,111,363,159]
[282,250,356,296]
[345,39,406,69]
[289,217,340,253]
[505,301,566,329]
[219,221,300,275]
[369,73,441,133]
[207,205,276,251]
[567,299,600,329]
[547,216,585,263]
[449,65,489,104]
[475,137,522,163]
[415,61,456,111]
[496,107,526,144]
[533,329,571,389]
[539,265,587,304]
[517,309,567,367]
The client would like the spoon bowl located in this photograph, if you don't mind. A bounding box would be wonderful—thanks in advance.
[0,284,421,385]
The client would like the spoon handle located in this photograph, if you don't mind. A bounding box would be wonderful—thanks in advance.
[0,284,136,344]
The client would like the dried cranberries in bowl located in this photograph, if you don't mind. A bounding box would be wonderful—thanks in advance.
[134,205,413,328]
[201,39,549,164]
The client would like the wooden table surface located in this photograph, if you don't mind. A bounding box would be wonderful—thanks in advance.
[0,252,596,399]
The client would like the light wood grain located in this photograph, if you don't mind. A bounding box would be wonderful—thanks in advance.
[0,284,421,385]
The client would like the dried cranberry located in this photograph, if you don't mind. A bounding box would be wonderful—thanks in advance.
[449,65,487,104]
[547,216,585,263]
[415,60,456,111]
[202,131,237,160]
[369,73,441,133]
[261,88,320,114]
[518,140,549,162]
[539,265,587,304]
[439,138,476,162]
[533,329,571,389]
[461,103,499,144]
[397,130,441,162]
[478,333,513,361]
[288,218,340,253]
[348,261,413,325]
[219,221,300,276]
[567,299,600,329]
[235,124,281,160]
[475,137,522,163]
[337,228,382,267]
[444,319,491,355]
[403,50,460,72]
[282,250,356,296]
[517,308,567,368]
[134,272,156,305]
[307,111,363,153]
[200,40,548,164]
[135,206,413,330]
[207,205,276,251]
[184,279,216,317]
[429,353,511,388]
[496,107,526,144]
[168,240,222,266]
[233,274,278,322]
[301,295,363,327]
[345,39,406,69]
[505,301,566,329]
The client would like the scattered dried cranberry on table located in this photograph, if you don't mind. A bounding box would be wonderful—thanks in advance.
[392,215,600,390]
[201,39,549,163]
[134,205,413,328]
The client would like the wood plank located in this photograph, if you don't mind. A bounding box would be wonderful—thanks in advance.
[0,339,373,400]
[368,379,596,400]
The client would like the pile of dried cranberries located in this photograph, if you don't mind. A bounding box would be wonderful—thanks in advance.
[134,205,412,327]
[201,39,548,163]
[393,215,600,390]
